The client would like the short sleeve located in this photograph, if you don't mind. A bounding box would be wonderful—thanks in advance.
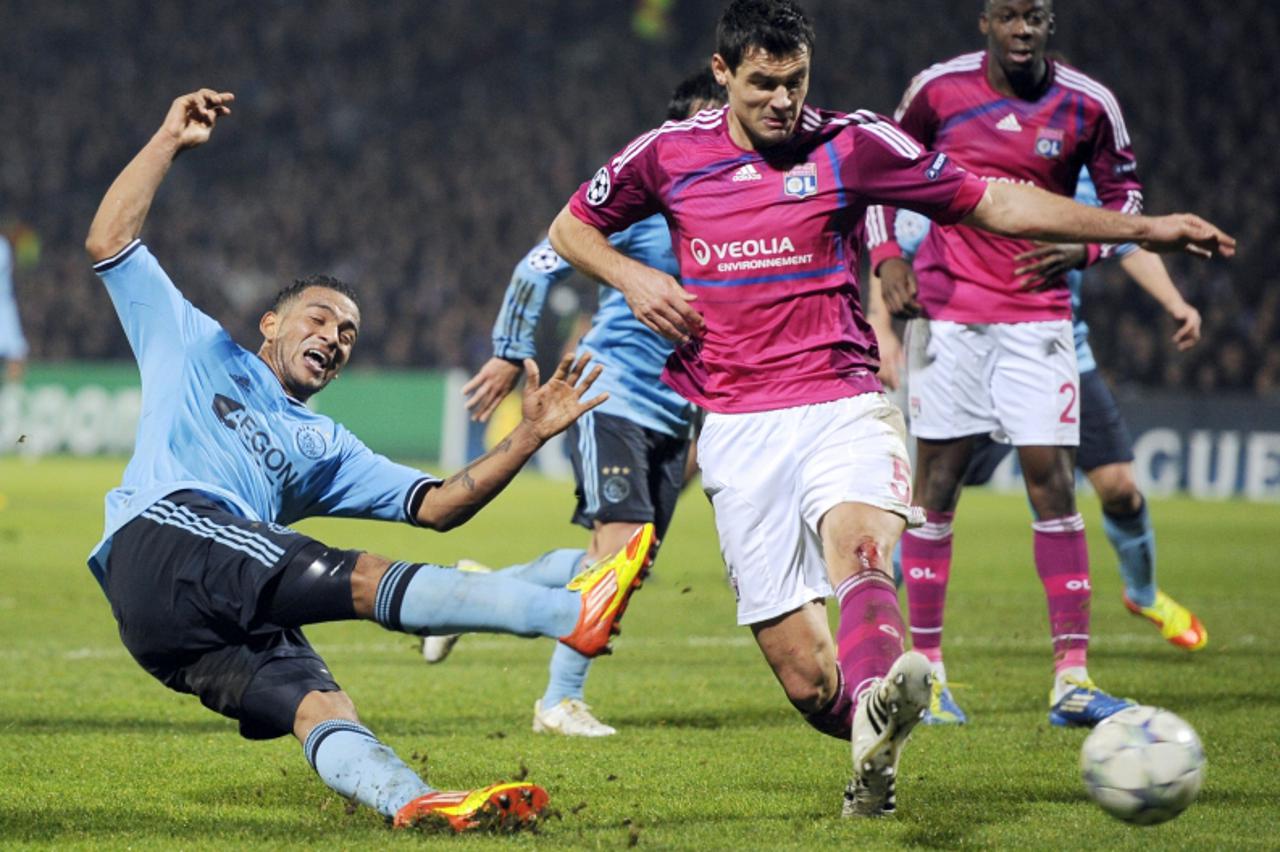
[840,115,986,224]
[94,240,222,378]
[567,128,664,235]
[310,424,440,523]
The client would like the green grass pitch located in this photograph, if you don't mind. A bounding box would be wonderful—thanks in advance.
[1,456,1278,849]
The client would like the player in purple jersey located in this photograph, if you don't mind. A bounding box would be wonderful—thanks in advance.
[868,0,1218,730]
[83,89,659,833]
[426,70,726,739]
[548,0,1232,818]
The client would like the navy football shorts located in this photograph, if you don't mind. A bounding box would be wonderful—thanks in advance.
[105,491,343,739]
[1075,368,1135,472]
[566,410,690,539]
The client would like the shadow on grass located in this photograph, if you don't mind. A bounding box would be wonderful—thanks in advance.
[4,716,233,735]
[0,805,383,844]
[365,705,791,737]
[606,706,791,730]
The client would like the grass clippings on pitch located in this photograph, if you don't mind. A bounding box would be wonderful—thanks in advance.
[1,456,1278,850]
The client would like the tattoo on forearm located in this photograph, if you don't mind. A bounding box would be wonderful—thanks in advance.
[444,464,478,492]
[442,436,513,493]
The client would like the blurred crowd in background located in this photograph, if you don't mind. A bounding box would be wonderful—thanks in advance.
[1,0,1274,395]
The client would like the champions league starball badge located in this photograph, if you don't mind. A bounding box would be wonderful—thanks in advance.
[527,245,561,273]
[586,166,612,205]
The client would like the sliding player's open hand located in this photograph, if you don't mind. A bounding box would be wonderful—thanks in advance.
[1140,214,1236,259]
[160,89,234,151]
[520,354,608,441]
[1014,242,1087,291]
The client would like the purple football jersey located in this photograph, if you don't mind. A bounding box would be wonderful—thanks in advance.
[868,52,1143,323]
[570,105,985,414]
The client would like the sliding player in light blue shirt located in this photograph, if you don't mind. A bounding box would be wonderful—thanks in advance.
[84,88,656,833]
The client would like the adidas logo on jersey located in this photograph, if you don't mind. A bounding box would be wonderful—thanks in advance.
[732,163,762,182]
[996,113,1023,132]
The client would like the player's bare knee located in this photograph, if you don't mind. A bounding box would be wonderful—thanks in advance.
[1027,483,1076,519]
[350,553,393,619]
[781,666,838,713]
[292,689,359,741]
[1101,489,1143,516]
[853,537,887,573]
[917,464,960,509]
[589,521,648,563]
[830,535,894,584]
[1090,465,1142,515]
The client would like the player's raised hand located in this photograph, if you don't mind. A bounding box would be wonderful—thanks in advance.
[1139,214,1236,259]
[1014,242,1088,291]
[160,89,234,151]
[462,357,523,423]
[520,353,608,440]
[879,257,923,318]
[622,267,704,344]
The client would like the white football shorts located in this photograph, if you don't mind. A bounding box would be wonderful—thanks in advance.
[905,319,1080,446]
[698,393,914,626]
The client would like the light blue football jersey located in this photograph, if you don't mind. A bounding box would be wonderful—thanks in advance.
[893,166,1136,373]
[0,236,28,360]
[491,215,690,436]
[88,241,436,586]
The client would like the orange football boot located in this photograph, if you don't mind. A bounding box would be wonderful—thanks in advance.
[559,523,655,657]
[394,782,549,833]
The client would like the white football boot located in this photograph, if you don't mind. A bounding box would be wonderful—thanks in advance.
[843,651,932,817]
[532,698,617,737]
[419,559,491,664]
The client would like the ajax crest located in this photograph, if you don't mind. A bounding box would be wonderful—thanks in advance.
[783,163,818,198]
[295,425,327,460]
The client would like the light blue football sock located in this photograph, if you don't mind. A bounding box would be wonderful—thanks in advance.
[495,548,588,586]
[1102,499,1157,607]
[496,549,594,706]
[303,720,431,818]
[373,561,579,638]
[892,541,903,589]
[541,643,592,707]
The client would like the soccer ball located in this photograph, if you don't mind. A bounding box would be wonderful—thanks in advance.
[1080,705,1205,825]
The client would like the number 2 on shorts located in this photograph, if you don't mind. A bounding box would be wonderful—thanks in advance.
[1058,382,1078,424]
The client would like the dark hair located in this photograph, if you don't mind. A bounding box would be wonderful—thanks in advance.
[269,274,360,312]
[666,67,727,121]
[716,0,815,72]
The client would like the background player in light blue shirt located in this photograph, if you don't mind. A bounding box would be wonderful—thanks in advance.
[882,168,1208,676]
[83,88,655,832]
[430,69,724,737]
[0,233,28,382]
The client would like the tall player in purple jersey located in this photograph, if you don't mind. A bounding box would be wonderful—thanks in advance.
[866,0,1217,730]
[548,0,1233,818]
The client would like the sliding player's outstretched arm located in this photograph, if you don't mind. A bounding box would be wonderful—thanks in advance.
[85,89,234,261]
[416,353,607,530]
